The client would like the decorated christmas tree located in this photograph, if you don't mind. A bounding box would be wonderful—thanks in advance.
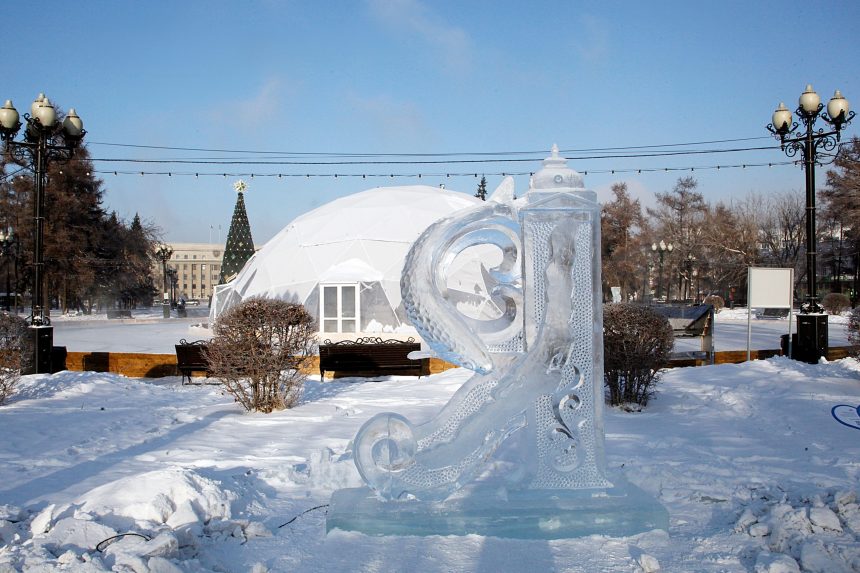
[218,180,256,284]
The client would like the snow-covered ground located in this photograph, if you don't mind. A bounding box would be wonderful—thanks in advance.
[1,354,859,571]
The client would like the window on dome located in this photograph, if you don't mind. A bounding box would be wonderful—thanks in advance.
[320,283,360,333]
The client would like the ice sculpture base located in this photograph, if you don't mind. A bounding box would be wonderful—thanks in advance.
[326,476,668,540]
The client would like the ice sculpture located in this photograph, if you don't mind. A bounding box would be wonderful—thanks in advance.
[328,147,668,538]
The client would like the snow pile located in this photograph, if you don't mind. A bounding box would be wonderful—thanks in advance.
[76,469,236,529]
[735,489,860,573]
[0,468,271,572]
[0,356,858,571]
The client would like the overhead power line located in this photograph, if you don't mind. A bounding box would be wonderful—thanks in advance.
[85,136,774,157]
[84,145,785,167]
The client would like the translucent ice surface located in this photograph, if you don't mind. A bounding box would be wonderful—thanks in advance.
[328,474,669,539]
[353,147,613,502]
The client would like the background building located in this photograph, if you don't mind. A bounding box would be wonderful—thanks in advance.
[155,243,225,304]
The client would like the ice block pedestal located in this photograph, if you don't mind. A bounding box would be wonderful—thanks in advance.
[327,474,668,539]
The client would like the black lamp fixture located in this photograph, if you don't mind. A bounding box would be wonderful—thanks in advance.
[0,94,86,373]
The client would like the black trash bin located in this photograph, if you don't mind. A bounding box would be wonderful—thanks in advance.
[780,333,797,358]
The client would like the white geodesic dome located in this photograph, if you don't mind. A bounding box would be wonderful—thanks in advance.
[210,185,484,333]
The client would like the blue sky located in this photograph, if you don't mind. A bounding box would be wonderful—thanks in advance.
[4,0,859,244]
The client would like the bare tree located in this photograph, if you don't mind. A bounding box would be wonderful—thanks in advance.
[758,190,806,296]
[699,196,762,298]
[647,177,707,300]
[822,136,860,304]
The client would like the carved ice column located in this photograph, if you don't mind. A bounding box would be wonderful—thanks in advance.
[519,145,610,490]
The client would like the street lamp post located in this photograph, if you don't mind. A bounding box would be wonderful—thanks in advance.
[644,262,654,304]
[693,268,700,304]
[155,244,173,319]
[684,254,696,304]
[767,85,854,363]
[651,240,673,302]
[167,268,178,309]
[0,95,85,374]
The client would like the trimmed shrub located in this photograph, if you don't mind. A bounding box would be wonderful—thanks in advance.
[849,308,859,359]
[822,292,851,315]
[206,299,316,413]
[0,313,28,405]
[603,303,674,408]
[702,295,724,313]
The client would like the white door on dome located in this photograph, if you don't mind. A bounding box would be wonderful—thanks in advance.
[320,283,360,333]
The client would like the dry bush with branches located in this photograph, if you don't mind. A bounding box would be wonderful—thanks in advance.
[0,313,29,405]
[822,293,851,315]
[603,303,674,408]
[849,308,860,359]
[206,299,316,413]
[702,295,724,313]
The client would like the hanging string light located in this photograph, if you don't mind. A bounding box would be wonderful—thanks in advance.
[87,159,799,181]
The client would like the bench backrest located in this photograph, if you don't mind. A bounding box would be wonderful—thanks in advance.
[175,340,209,367]
[318,338,425,376]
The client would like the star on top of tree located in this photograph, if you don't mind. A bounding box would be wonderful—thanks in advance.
[233,180,248,194]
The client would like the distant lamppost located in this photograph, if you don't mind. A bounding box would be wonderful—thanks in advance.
[692,269,700,304]
[155,244,173,318]
[167,268,178,308]
[684,254,696,303]
[767,85,854,362]
[0,228,16,312]
[645,262,654,304]
[652,240,673,302]
[0,95,85,374]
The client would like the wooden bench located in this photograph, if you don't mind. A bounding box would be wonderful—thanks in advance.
[654,304,715,365]
[106,309,133,319]
[755,307,790,319]
[318,337,429,379]
[175,339,210,384]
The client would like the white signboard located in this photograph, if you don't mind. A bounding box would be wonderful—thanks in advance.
[748,268,793,308]
[747,267,794,361]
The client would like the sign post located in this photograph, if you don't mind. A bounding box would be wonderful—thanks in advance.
[747,268,794,361]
